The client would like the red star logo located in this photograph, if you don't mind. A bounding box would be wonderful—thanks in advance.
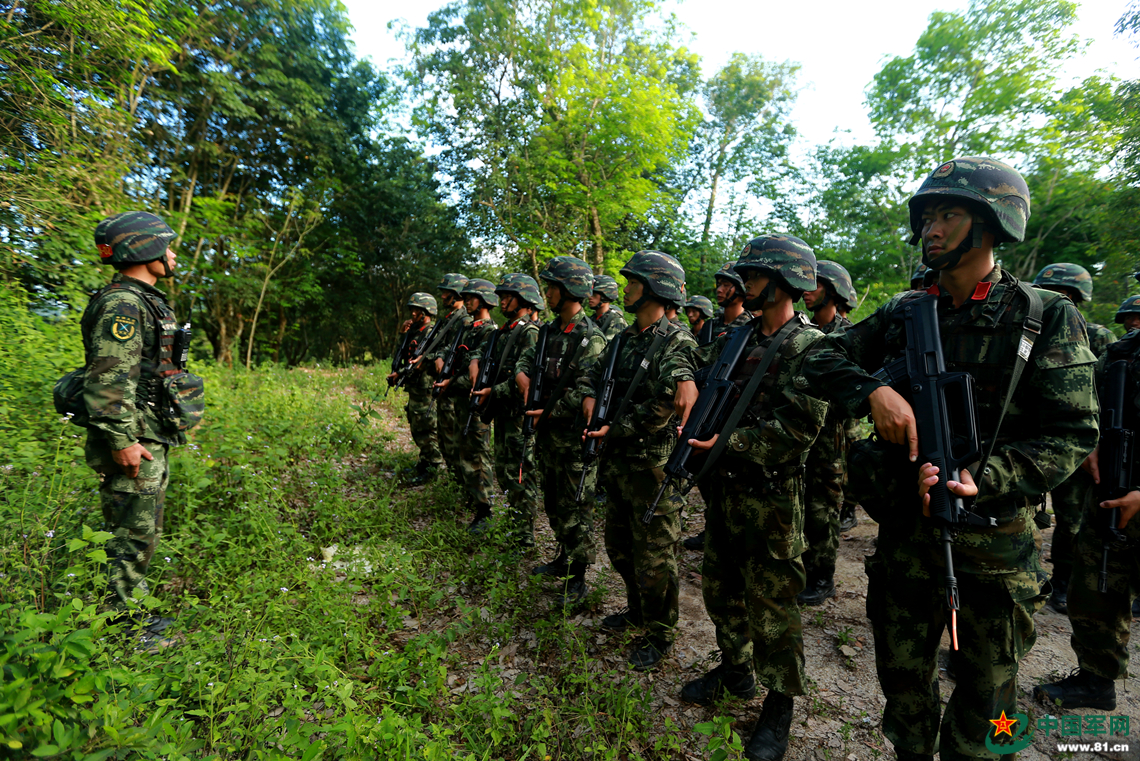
[990,711,1018,737]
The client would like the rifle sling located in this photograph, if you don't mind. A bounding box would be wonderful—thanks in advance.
[421,310,464,359]
[693,315,803,482]
[490,320,529,388]
[536,319,594,428]
[599,315,672,441]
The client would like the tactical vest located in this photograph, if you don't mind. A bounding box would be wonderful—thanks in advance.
[540,318,592,399]
[732,321,810,426]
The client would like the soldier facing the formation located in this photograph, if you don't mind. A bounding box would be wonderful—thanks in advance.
[391,292,443,485]
[683,294,715,343]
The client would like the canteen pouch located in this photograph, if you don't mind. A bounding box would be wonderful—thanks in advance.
[53,367,90,427]
[161,371,206,431]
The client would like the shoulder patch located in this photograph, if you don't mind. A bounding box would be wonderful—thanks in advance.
[109,313,138,342]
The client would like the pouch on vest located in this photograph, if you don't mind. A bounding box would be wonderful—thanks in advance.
[53,367,90,427]
[161,371,206,431]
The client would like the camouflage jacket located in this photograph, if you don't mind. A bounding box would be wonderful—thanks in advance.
[450,316,498,396]
[1087,322,1116,358]
[594,307,629,341]
[467,316,540,416]
[516,308,606,442]
[802,265,1099,574]
[690,313,829,473]
[708,308,753,342]
[579,316,697,470]
[811,314,855,469]
[425,304,469,370]
[81,274,183,448]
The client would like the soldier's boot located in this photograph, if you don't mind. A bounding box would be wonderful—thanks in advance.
[797,567,836,606]
[1046,574,1069,614]
[682,529,705,551]
[406,460,439,486]
[467,503,493,534]
[1132,596,1140,618]
[1033,668,1116,710]
[839,502,858,532]
[532,548,569,577]
[744,690,793,761]
[602,589,643,631]
[893,751,934,761]
[680,660,756,705]
[557,561,588,607]
[628,636,670,671]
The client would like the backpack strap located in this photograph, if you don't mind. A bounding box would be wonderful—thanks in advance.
[605,315,673,432]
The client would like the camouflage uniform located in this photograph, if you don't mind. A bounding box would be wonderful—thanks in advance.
[594,306,629,341]
[402,318,444,472]
[427,303,469,472]
[449,314,497,510]
[804,267,1098,758]
[516,309,606,566]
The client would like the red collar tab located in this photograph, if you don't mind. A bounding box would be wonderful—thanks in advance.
[971,281,993,300]
[925,284,941,296]
[563,321,575,334]
[506,319,519,329]
[474,319,484,327]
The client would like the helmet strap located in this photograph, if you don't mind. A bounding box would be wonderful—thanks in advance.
[922,216,986,271]
[742,280,776,312]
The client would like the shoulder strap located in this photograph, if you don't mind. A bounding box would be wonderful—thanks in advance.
[491,320,529,386]
[693,315,804,481]
[422,310,464,358]
[973,281,1043,496]
[536,320,594,426]
[606,315,673,431]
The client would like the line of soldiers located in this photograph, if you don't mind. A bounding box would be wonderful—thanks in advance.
[388,155,1136,761]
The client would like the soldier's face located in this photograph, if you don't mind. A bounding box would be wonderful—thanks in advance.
[499,294,518,315]
[410,307,426,323]
[685,307,701,324]
[921,202,974,260]
[714,278,736,305]
[623,278,643,309]
[802,283,826,309]
[1124,314,1140,332]
[463,295,480,312]
[588,292,602,308]
[147,247,177,278]
[544,283,562,310]
[744,271,772,305]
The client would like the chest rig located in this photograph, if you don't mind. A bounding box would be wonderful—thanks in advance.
[541,318,590,391]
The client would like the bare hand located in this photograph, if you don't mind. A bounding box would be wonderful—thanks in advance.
[918,462,977,517]
[868,386,918,462]
[434,378,451,392]
[525,408,544,430]
[687,433,718,451]
[434,358,444,375]
[1081,447,1100,483]
[113,443,153,479]
[584,424,610,441]
[1100,490,1140,530]
[516,372,531,399]
[386,372,397,383]
[674,380,698,431]
[472,387,492,401]
[401,319,412,332]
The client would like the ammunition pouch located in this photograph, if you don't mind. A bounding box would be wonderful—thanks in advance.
[159,371,206,432]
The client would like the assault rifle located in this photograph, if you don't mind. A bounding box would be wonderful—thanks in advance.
[576,333,626,502]
[384,327,417,398]
[647,321,757,519]
[1094,354,1132,593]
[389,317,443,394]
[871,294,991,651]
[463,329,501,436]
[432,324,468,401]
[518,324,551,480]
[696,320,713,346]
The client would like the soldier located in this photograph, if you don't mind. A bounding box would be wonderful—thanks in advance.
[469,274,545,548]
[684,295,715,343]
[580,251,696,669]
[679,235,827,761]
[682,262,754,552]
[802,157,1098,761]
[440,279,498,530]
[589,274,629,341]
[1033,326,1140,712]
[798,260,859,606]
[83,212,203,644]
[1118,294,1140,334]
[911,262,931,290]
[1032,263,1118,613]
[516,256,606,605]
[426,274,469,475]
[389,293,443,485]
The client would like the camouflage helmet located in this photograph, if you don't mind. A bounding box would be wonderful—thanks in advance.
[1116,295,1140,325]
[907,156,1031,245]
[1033,263,1093,303]
[94,211,176,266]
[495,273,546,310]
[538,255,594,301]
[460,277,499,307]
[815,260,858,311]
[684,294,715,320]
[910,262,930,289]
[593,274,621,302]
[438,273,469,295]
[619,250,686,308]
[713,262,745,290]
[406,292,438,317]
[735,234,817,296]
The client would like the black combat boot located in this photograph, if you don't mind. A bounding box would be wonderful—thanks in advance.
[1033,668,1116,710]
[1132,596,1140,618]
[682,529,705,551]
[839,502,858,532]
[796,572,836,606]
[602,588,643,630]
[1047,574,1069,614]
[744,690,793,761]
[467,503,493,534]
[681,660,756,705]
[557,561,588,606]
[628,636,671,671]
[532,548,569,576]
[406,460,439,486]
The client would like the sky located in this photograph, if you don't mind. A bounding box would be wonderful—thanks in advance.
[343,0,1137,151]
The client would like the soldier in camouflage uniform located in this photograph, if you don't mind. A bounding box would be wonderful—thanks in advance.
[516,256,607,605]
[1034,326,1140,712]
[683,262,754,552]
[684,295,715,343]
[911,262,932,290]
[589,274,629,341]
[803,157,1098,761]
[798,260,859,606]
[426,274,469,475]
[1032,263,1118,613]
[469,274,545,548]
[679,235,827,761]
[83,212,200,637]
[580,251,697,669]
[389,293,443,484]
[1117,294,1140,334]
[441,279,498,529]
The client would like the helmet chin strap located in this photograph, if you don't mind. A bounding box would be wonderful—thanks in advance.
[922,219,986,271]
[742,281,775,313]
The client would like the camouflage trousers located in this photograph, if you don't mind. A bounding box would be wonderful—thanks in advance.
[458,407,494,508]
[702,471,807,696]
[1047,468,1092,582]
[405,375,442,468]
[492,412,540,546]
[536,434,596,565]
[802,418,846,576]
[601,465,682,645]
[85,436,169,610]
[436,393,463,472]
[1068,517,1140,681]
[865,543,1046,760]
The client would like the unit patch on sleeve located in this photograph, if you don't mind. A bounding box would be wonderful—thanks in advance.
[109,314,138,342]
